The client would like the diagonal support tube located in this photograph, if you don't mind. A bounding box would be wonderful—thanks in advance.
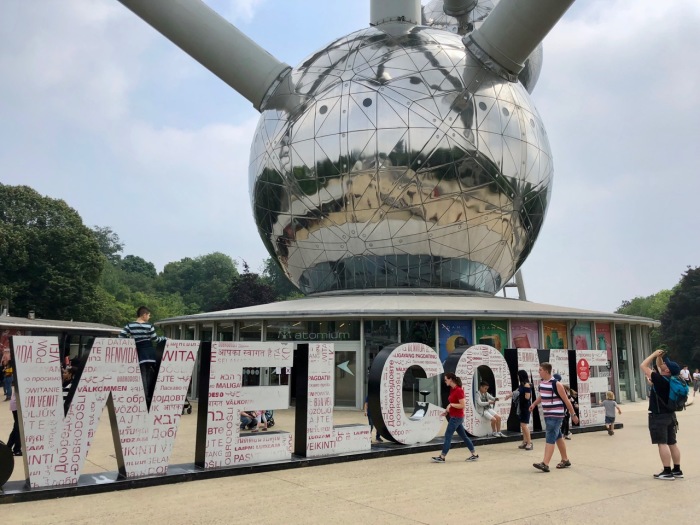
[117,0,290,111]
[466,0,575,76]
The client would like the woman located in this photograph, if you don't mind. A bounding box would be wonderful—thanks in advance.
[431,372,479,463]
[506,369,533,450]
[693,368,700,397]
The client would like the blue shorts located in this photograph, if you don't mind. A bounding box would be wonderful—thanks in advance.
[544,417,563,444]
[605,416,615,425]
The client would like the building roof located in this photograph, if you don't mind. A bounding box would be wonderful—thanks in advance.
[157,291,659,327]
[0,315,121,334]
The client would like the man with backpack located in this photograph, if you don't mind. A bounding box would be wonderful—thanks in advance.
[640,348,688,480]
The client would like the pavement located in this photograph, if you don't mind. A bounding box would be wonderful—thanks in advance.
[1,395,699,524]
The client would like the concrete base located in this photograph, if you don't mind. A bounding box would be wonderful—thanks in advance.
[0,422,620,503]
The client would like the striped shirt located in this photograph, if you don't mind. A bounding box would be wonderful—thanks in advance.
[538,378,566,418]
[119,322,166,364]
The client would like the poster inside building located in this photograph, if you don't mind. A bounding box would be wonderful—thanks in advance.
[437,320,472,361]
[510,320,539,348]
[475,321,507,353]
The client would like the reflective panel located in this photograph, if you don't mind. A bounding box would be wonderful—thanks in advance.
[250,25,553,295]
[421,0,543,93]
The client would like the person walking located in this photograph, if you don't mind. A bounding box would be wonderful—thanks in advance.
[431,372,479,463]
[505,369,533,450]
[693,368,700,398]
[119,306,166,409]
[679,365,691,387]
[529,362,578,472]
[640,349,685,480]
[602,391,622,435]
[363,395,383,442]
[3,360,13,401]
[7,385,21,456]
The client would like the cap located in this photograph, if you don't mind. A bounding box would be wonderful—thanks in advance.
[663,357,681,376]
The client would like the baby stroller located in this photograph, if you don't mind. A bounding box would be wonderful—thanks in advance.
[182,396,193,415]
[264,410,275,428]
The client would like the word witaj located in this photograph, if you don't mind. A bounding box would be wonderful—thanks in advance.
[10,337,607,488]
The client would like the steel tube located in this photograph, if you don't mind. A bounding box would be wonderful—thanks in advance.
[117,0,290,110]
[467,0,575,74]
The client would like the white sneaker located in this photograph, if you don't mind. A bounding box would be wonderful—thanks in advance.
[496,432,506,438]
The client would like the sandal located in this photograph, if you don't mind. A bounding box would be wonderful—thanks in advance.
[251,429,259,433]
[533,462,550,472]
[556,460,571,469]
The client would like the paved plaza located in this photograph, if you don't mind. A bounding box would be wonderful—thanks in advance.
[0,397,698,523]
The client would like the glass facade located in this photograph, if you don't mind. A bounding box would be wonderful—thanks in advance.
[217,323,234,341]
[240,322,261,341]
[155,314,651,408]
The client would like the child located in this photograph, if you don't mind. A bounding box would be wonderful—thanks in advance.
[602,391,622,435]
[475,381,504,437]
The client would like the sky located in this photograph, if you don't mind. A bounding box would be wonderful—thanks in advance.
[1,0,699,314]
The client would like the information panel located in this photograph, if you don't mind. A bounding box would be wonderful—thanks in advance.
[304,343,370,457]
[202,341,292,468]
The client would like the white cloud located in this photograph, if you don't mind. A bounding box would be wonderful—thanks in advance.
[520,0,700,311]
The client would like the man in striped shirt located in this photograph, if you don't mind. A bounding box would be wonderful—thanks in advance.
[529,362,579,472]
[119,306,166,408]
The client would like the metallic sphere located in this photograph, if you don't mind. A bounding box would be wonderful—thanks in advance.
[421,0,543,93]
[250,25,553,295]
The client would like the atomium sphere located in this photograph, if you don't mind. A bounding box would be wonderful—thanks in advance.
[421,0,543,93]
[249,25,553,295]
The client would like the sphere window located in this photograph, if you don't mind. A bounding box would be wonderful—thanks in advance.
[319,105,328,115]
[363,98,373,107]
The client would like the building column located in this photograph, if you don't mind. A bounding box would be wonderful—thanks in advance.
[624,325,636,402]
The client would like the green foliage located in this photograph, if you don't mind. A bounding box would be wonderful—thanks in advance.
[159,253,239,313]
[616,290,672,320]
[0,184,103,320]
[121,255,157,278]
[92,225,124,264]
[1,184,292,328]
[95,255,187,327]
[616,289,672,349]
[660,266,700,367]
[218,261,277,309]
[261,257,303,300]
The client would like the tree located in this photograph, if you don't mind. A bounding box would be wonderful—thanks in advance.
[0,184,103,320]
[261,257,303,300]
[121,255,157,278]
[660,266,700,368]
[616,289,672,349]
[92,225,124,264]
[218,261,277,309]
[159,252,238,313]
